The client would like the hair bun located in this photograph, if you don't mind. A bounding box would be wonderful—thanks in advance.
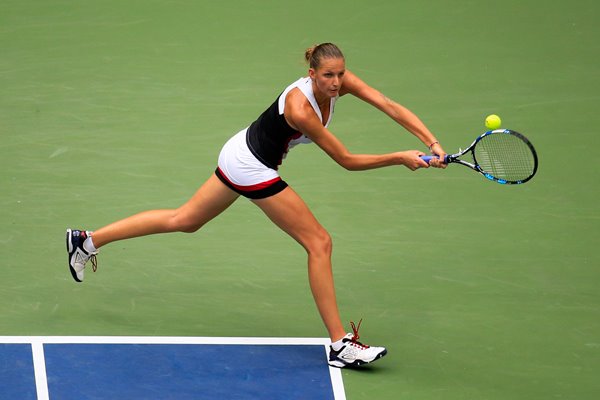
[305,44,318,64]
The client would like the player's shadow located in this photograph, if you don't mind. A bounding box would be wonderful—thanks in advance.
[343,363,391,374]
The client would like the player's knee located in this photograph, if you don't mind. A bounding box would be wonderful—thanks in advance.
[305,228,332,257]
[170,214,203,233]
[178,222,203,233]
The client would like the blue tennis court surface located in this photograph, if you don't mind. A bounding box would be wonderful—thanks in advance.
[0,336,345,400]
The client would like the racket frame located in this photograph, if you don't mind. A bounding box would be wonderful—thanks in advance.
[443,129,538,185]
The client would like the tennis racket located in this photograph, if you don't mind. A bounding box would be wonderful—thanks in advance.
[421,129,538,185]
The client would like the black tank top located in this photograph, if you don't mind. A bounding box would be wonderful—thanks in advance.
[246,95,301,169]
[245,77,337,170]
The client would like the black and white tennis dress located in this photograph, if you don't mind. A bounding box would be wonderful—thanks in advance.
[215,77,338,199]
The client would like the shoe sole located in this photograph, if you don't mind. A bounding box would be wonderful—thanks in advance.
[66,229,82,283]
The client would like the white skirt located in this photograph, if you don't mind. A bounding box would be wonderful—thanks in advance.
[216,128,287,199]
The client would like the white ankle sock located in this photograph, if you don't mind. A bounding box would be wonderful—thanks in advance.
[331,335,348,351]
[83,234,98,253]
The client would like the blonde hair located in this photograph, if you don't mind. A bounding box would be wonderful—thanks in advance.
[304,43,344,69]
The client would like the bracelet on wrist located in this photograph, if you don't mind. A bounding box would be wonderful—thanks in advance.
[428,141,439,151]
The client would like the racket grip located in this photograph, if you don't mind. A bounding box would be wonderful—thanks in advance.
[420,155,448,164]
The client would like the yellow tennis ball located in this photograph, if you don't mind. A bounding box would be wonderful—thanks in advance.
[485,114,502,130]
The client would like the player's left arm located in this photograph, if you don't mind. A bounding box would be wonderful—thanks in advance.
[340,70,447,167]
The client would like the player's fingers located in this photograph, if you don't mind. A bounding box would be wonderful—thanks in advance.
[416,157,429,169]
[431,154,447,168]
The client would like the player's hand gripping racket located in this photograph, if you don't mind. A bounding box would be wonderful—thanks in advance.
[422,129,538,184]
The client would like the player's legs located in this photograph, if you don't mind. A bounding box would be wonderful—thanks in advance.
[252,186,346,342]
[90,173,240,248]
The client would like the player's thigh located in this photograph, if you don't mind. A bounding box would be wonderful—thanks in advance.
[252,187,331,253]
[176,173,240,228]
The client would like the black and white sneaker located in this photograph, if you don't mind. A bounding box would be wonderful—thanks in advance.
[328,320,387,368]
[66,229,98,282]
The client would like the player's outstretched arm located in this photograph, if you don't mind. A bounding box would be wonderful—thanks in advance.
[285,89,428,171]
[340,70,447,168]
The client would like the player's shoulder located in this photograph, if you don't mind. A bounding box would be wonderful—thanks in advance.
[285,88,314,117]
[283,88,320,131]
[285,86,308,104]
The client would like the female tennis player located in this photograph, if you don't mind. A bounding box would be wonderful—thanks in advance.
[67,43,447,368]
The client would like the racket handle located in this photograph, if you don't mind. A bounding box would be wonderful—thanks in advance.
[420,155,448,164]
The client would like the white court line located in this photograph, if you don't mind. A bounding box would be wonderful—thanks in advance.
[1,336,346,400]
[30,339,50,400]
[326,347,347,400]
[1,336,329,345]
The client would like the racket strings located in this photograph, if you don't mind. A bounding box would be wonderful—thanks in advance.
[474,132,536,182]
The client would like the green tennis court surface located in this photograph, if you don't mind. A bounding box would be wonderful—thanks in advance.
[1,1,598,399]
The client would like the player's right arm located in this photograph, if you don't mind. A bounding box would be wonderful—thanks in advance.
[340,70,447,168]
[284,89,427,171]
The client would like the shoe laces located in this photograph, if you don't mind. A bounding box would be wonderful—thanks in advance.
[90,254,98,273]
[80,231,98,273]
[349,319,369,349]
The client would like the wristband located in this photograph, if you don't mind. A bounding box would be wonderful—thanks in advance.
[428,141,439,151]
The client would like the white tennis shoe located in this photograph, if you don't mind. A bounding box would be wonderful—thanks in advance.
[328,320,387,368]
[66,229,98,282]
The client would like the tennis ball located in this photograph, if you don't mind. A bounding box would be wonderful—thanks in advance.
[485,114,502,130]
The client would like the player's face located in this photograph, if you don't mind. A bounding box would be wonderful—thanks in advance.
[309,57,346,99]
